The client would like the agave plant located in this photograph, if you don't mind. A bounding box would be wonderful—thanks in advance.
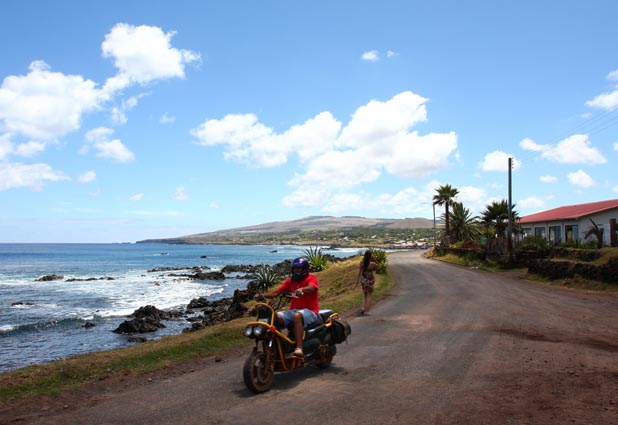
[584,218,604,249]
[303,246,328,272]
[251,264,281,292]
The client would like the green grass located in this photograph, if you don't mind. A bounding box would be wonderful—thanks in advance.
[0,255,396,404]
[0,323,248,402]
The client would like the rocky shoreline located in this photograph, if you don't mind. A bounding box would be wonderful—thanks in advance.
[109,256,347,338]
[26,255,351,342]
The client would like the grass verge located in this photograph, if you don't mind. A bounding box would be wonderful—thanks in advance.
[0,255,395,404]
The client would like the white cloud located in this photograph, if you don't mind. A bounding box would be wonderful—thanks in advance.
[0,23,198,164]
[585,91,618,111]
[0,134,12,159]
[193,111,339,167]
[14,141,45,157]
[129,193,144,201]
[160,112,176,124]
[283,181,444,218]
[110,94,145,125]
[84,127,135,163]
[387,50,399,58]
[613,142,618,151]
[518,196,545,209]
[0,162,69,191]
[172,186,188,201]
[196,92,458,209]
[520,135,606,165]
[85,127,114,143]
[101,23,201,96]
[539,175,558,183]
[0,61,101,141]
[457,186,489,214]
[584,70,618,110]
[111,107,127,125]
[361,50,379,62]
[519,137,542,152]
[209,202,221,209]
[479,151,521,172]
[613,185,618,193]
[338,91,428,148]
[322,192,366,213]
[78,170,96,183]
[567,169,596,188]
[94,140,135,163]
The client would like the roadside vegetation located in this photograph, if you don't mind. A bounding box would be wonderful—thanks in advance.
[428,184,618,291]
[0,252,393,404]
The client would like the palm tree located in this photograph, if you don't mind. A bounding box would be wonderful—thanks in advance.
[433,184,459,245]
[449,202,482,244]
[480,199,518,239]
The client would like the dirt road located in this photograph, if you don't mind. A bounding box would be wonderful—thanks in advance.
[3,251,618,424]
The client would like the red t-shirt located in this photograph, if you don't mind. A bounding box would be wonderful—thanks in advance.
[278,274,319,314]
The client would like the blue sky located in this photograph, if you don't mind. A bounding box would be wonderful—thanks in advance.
[1,1,618,243]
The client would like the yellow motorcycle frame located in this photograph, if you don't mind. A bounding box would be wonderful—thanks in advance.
[242,301,340,393]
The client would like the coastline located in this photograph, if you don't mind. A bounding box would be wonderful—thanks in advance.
[0,252,384,406]
[0,244,359,373]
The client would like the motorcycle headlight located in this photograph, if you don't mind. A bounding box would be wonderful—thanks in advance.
[253,326,264,337]
[244,326,253,337]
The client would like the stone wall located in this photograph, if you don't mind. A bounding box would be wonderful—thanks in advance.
[528,255,618,284]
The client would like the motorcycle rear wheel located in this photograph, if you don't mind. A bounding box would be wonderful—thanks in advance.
[243,351,273,393]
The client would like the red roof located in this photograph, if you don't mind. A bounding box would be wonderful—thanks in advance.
[518,199,618,224]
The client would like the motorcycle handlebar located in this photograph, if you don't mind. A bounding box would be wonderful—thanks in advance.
[255,292,298,302]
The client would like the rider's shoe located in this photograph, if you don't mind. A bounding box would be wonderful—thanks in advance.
[293,347,303,357]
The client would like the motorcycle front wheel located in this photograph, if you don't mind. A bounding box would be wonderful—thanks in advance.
[243,351,273,393]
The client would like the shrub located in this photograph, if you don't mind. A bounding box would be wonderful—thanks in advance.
[370,249,388,274]
[304,246,328,272]
[515,236,549,252]
[250,264,281,292]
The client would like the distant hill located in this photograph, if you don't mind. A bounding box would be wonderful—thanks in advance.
[137,215,435,244]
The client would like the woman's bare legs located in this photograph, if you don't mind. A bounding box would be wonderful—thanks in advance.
[363,290,372,314]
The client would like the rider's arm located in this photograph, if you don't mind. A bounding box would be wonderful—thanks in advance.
[293,275,318,298]
[254,277,290,301]
[293,284,316,298]
[256,289,280,300]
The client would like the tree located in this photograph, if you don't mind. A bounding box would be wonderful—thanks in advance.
[449,202,482,244]
[481,199,519,239]
[433,184,459,245]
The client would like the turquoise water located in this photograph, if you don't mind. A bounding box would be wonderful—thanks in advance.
[0,243,359,372]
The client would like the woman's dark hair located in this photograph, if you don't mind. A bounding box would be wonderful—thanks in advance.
[362,250,372,271]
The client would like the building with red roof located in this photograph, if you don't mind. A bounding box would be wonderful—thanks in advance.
[518,199,618,246]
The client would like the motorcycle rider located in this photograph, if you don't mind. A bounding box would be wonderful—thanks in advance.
[253,257,319,357]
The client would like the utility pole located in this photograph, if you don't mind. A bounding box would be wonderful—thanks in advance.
[507,157,513,261]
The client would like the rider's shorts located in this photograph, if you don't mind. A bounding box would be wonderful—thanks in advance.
[277,309,319,329]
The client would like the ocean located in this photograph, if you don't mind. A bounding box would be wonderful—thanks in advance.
[0,243,359,373]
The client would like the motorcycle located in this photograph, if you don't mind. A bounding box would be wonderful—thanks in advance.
[242,293,351,393]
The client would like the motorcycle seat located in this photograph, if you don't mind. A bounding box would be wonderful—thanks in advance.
[318,309,334,322]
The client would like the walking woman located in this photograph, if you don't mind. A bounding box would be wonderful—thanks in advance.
[355,250,378,315]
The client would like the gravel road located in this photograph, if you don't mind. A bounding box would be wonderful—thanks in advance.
[3,250,618,424]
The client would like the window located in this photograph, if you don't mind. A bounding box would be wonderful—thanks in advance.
[534,227,546,238]
[565,225,579,242]
[549,226,562,245]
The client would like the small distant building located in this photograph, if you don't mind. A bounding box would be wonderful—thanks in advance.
[518,199,618,246]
